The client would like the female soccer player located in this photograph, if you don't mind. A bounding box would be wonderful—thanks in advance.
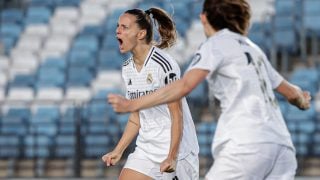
[101,7,199,180]
[108,0,311,179]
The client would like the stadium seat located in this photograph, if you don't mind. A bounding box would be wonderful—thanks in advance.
[98,50,124,70]
[24,6,52,25]
[6,87,34,102]
[53,6,79,22]
[0,135,21,158]
[24,135,53,158]
[54,0,82,7]
[72,35,99,54]
[68,49,96,69]
[29,106,60,136]
[1,107,30,136]
[65,87,92,102]
[35,87,64,102]
[0,8,24,24]
[24,24,50,38]
[29,0,55,8]
[66,67,94,87]
[9,73,36,88]
[54,134,76,158]
[36,67,66,89]
[84,134,112,158]
[285,103,316,122]
[40,57,67,70]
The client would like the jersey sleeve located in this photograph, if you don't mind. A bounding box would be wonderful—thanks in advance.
[159,59,181,87]
[186,41,224,77]
[262,55,284,89]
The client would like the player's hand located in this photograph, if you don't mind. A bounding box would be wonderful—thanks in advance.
[107,93,131,113]
[299,91,311,110]
[101,151,122,166]
[160,157,176,173]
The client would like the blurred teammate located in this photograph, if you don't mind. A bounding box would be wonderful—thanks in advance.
[101,7,199,180]
[108,0,312,179]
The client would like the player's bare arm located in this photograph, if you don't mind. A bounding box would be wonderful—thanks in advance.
[102,112,140,166]
[108,69,208,113]
[160,100,183,173]
[276,80,311,110]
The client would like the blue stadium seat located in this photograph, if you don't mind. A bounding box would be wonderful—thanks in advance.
[0,9,24,23]
[25,6,52,25]
[1,107,31,136]
[68,49,96,69]
[0,23,23,39]
[29,106,60,136]
[41,57,67,70]
[92,88,122,101]
[54,0,81,7]
[54,134,76,158]
[79,25,104,37]
[248,22,272,53]
[66,67,93,87]
[37,67,66,88]
[24,135,53,158]
[84,134,112,158]
[285,104,316,122]
[187,81,208,106]
[289,67,319,97]
[9,73,36,88]
[303,0,320,36]
[83,101,114,123]
[29,0,55,8]
[197,121,215,157]
[174,17,190,37]
[274,0,299,16]
[273,28,298,54]
[98,49,125,70]
[72,35,99,54]
[0,135,21,158]
[101,34,119,50]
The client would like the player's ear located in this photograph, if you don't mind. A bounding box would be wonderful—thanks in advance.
[200,13,208,25]
[137,29,147,40]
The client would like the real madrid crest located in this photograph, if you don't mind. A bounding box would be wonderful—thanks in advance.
[146,73,153,84]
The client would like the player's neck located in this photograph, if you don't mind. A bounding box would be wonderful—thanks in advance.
[132,44,152,67]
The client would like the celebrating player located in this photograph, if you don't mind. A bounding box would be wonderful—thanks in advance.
[108,0,311,179]
[102,7,199,180]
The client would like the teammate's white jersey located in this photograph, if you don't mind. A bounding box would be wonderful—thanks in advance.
[187,29,294,154]
[122,46,199,163]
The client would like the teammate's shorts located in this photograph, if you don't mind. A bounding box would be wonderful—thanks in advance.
[124,147,199,180]
[205,140,297,180]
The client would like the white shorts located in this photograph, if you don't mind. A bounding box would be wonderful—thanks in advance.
[124,147,199,180]
[206,140,297,180]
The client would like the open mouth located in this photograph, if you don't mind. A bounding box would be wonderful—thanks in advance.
[117,37,123,46]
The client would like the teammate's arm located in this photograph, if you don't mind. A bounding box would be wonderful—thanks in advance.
[160,100,183,173]
[108,69,208,113]
[275,80,311,110]
[102,112,140,166]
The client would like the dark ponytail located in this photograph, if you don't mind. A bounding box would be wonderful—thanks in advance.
[125,7,176,49]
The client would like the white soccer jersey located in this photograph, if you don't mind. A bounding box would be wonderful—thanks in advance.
[122,46,199,163]
[187,29,294,154]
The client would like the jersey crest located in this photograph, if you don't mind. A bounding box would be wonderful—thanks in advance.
[146,73,153,84]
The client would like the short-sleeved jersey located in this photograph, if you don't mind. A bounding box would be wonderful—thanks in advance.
[187,29,294,153]
[122,46,199,163]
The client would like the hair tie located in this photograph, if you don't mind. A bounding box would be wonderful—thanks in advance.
[145,9,151,15]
